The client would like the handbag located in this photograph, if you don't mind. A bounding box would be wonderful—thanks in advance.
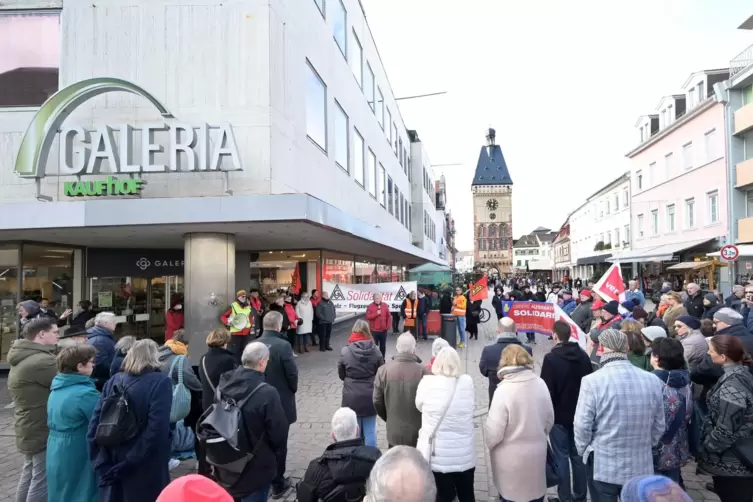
[545,442,560,488]
[420,378,458,463]
[169,355,191,423]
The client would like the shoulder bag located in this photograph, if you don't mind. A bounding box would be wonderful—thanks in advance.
[169,355,191,423]
[420,378,458,463]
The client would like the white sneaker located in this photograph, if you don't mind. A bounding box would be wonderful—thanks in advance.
[293,353,299,358]
[168,458,181,471]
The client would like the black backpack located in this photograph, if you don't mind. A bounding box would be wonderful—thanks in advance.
[95,378,141,447]
[197,382,267,490]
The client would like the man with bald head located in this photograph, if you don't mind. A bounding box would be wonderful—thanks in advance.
[364,446,436,502]
[479,317,533,406]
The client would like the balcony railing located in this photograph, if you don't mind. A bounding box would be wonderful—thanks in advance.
[731,44,753,78]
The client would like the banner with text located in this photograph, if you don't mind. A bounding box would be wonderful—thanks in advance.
[506,301,588,351]
[592,262,626,303]
[323,281,418,313]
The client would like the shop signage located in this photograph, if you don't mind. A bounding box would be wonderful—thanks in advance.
[15,77,242,180]
[87,248,184,278]
[323,281,416,313]
[720,244,740,262]
[63,176,145,197]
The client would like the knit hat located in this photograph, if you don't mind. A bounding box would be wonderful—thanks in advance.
[590,299,606,311]
[632,306,648,320]
[713,307,744,326]
[598,328,628,352]
[676,315,701,330]
[704,293,719,306]
[620,300,636,313]
[156,474,233,502]
[579,289,592,299]
[621,475,691,502]
[236,289,247,297]
[602,300,620,316]
[641,325,667,342]
[18,300,40,317]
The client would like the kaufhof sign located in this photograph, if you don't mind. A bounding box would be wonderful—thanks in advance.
[323,281,418,313]
[14,77,241,196]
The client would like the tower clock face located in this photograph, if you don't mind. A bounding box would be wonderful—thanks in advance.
[486,199,499,210]
[489,213,497,220]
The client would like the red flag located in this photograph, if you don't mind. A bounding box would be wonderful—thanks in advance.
[592,262,625,302]
[290,263,302,295]
[470,276,489,302]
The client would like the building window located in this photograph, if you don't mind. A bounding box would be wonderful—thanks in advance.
[605,232,611,245]
[332,0,346,57]
[386,108,392,143]
[394,186,400,222]
[637,214,644,237]
[399,193,405,225]
[376,88,384,130]
[314,0,325,17]
[685,198,695,228]
[705,129,717,162]
[637,170,643,190]
[649,162,657,186]
[666,204,675,232]
[305,61,327,151]
[622,188,629,208]
[682,143,692,170]
[0,12,60,108]
[392,123,398,154]
[651,210,659,235]
[367,149,377,197]
[665,152,674,178]
[614,193,619,211]
[387,176,394,215]
[697,82,704,102]
[364,62,375,112]
[605,199,611,215]
[614,228,620,247]
[333,101,349,171]
[624,224,630,244]
[349,30,362,88]
[353,128,364,186]
[707,190,719,223]
[379,164,386,207]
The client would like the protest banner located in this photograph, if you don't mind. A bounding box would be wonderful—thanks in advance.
[505,301,588,351]
[592,262,626,302]
[470,276,489,302]
[322,281,418,313]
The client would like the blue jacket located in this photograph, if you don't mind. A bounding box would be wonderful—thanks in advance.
[561,298,577,315]
[417,296,430,316]
[625,290,646,308]
[87,369,172,502]
[87,327,116,389]
[47,373,100,502]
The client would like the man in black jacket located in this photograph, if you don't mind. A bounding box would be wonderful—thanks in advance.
[297,407,381,502]
[684,282,705,319]
[479,317,532,406]
[540,320,593,502]
[258,311,299,499]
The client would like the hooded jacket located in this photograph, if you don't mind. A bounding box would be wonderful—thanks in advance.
[684,292,706,319]
[297,438,381,502]
[479,336,533,406]
[652,369,692,471]
[7,339,57,454]
[702,294,723,320]
[338,339,384,417]
[569,300,594,333]
[540,342,593,426]
[87,326,116,389]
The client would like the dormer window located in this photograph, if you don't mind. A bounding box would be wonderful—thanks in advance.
[697,82,704,103]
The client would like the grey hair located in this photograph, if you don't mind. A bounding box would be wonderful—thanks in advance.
[687,282,699,290]
[94,311,116,327]
[431,347,461,377]
[122,339,161,375]
[395,333,416,354]
[499,317,516,333]
[734,285,745,294]
[364,445,437,502]
[263,311,283,331]
[431,337,449,357]
[241,342,269,368]
[114,335,136,353]
[331,407,359,441]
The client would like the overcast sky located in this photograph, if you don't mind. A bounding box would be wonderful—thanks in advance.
[361,0,753,250]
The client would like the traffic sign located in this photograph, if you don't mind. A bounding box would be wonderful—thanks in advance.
[720,244,740,262]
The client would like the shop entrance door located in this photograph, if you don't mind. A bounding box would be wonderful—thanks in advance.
[150,276,184,341]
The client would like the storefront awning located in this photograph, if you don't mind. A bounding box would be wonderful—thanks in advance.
[666,261,719,271]
[576,253,612,266]
[707,244,753,258]
[608,238,715,263]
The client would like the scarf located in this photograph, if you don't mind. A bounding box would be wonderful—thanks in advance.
[348,332,372,343]
[497,365,531,380]
[165,339,188,355]
[249,296,261,311]
[599,351,628,367]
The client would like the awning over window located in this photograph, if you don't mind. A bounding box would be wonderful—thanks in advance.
[576,253,612,266]
[666,261,718,271]
[608,238,715,263]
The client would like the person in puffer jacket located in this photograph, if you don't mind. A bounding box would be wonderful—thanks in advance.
[415,347,476,502]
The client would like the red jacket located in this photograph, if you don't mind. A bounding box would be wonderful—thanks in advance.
[283,303,298,327]
[165,310,184,340]
[365,302,391,332]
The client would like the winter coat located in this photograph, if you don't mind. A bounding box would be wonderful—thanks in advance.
[684,292,706,319]
[217,366,289,498]
[338,340,384,417]
[7,339,57,454]
[716,323,753,356]
[492,295,505,319]
[663,305,688,338]
[698,364,753,477]
[268,304,291,332]
[626,289,646,308]
[87,369,172,502]
[466,299,482,331]
[199,346,238,411]
[87,326,116,390]
[297,438,380,502]
[365,302,391,333]
[479,336,533,405]
[417,295,430,316]
[165,310,184,340]
[569,300,594,333]
[315,299,337,324]
[68,309,96,332]
[628,352,653,371]
[677,330,708,367]
[109,349,126,377]
[415,374,476,473]
[646,311,669,332]
[373,353,430,447]
[439,293,453,314]
[652,369,692,471]
[258,329,299,424]
[157,345,202,392]
[485,368,554,502]
[561,298,577,315]
[47,372,100,502]
[540,342,593,427]
[296,300,314,334]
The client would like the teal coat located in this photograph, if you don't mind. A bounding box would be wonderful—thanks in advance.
[46,372,100,502]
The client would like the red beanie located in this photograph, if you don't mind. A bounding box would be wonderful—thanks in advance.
[156,475,233,502]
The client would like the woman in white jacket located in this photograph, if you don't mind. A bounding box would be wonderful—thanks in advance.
[485,344,554,502]
[415,347,476,502]
[295,292,315,353]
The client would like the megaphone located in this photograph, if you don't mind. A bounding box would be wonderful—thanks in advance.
[228,313,249,330]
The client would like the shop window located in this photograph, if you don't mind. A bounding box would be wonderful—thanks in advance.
[0,11,60,107]
[0,245,20,360]
[355,259,375,284]
[323,252,354,284]
[250,251,321,299]
[376,263,391,283]
[22,244,74,317]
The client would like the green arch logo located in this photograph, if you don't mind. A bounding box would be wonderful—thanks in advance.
[14,77,173,178]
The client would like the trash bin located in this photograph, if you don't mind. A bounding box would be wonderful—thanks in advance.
[440,314,457,348]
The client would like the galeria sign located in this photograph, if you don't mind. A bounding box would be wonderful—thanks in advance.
[323,281,418,313]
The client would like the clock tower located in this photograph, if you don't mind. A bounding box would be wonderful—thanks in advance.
[471,128,513,275]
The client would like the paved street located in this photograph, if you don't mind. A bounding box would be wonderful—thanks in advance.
[0,309,720,501]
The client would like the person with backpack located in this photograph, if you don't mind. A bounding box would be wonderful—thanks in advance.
[87,338,172,502]
[297,407,381,502]
[198,342,288,502]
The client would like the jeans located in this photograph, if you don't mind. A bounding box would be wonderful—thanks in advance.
[434,468,475,502]
[318,323,332,350]
[241,485,270,502]
[358,415,378,448]
[549,424,586,502]
[372,330,387,358]
[16,450,46,502]
[456,315,466,343]
[586,454,621,502]
[417,314,428,339]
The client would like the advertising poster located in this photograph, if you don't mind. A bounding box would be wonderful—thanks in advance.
[98,291,113,308]
[322,281,418,313]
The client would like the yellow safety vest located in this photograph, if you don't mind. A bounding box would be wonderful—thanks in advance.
[229,302,252,333]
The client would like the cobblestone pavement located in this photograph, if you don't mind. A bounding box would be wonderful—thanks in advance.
[0,308,720,501]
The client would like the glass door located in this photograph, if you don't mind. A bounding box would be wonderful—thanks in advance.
[90,277,149,338]
[149,276,183,342]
